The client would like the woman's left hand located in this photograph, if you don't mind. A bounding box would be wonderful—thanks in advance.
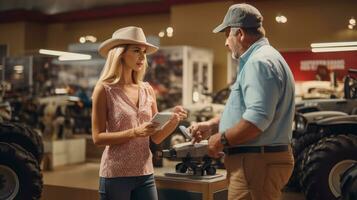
[172,106,188,121]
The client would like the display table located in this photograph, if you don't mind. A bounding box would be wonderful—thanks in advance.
[154,162,228,200]
[42,162,304,200]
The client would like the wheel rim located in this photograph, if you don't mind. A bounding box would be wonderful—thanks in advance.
[328,159,356,197]
[0,165,20,200]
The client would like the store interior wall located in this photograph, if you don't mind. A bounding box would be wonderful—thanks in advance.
[0,22,26,56]
[0,0,357,90]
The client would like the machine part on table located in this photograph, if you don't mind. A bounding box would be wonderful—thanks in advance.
[340,163,357,200]
[0,122,44,163]
[300,134,357,200]
[178,125,192,140]
[0,142,42,200]
[162,140,218,176]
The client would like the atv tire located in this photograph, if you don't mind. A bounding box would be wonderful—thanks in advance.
[0,122,43,163]
[340,163,357,200]
[301,134,357,200]
[0,142,42,200]
[286,147,309,190]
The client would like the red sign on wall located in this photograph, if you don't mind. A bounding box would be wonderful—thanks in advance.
[281,51,357,81]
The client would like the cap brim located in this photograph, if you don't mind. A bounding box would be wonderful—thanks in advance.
[213,23,228,33]
[98,38,159,58]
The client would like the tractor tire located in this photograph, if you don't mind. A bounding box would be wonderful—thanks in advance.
[293,131,324,157]
[0,142,42,200]
[286,147,309,190]
[0,122,44,163]
[340,163,357,200]
[301,134,357,200]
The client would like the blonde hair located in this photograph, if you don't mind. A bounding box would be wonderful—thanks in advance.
[97,45,147,86]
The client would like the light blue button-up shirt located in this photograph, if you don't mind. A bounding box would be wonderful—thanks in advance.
[219,37,295,146]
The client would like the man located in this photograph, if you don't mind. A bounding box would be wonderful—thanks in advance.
[189,3,295,200]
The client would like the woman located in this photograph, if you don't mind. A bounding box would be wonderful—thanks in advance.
[92,26,187,200]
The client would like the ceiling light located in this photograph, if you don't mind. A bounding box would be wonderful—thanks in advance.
[348,24,354,30]
[78,35,97,43]
[79,37,86,43]
[158,31,165,38]
[166,27,173,34]
[275,15,287,23]
[349,17,356,26]
[58,55,91,61]
[39,49,92,61]
[312,46,357,52]
[311,41,357,48]
[85,35,97,43]
[39,49,64,56]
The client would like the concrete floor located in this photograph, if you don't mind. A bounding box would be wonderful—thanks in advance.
[42,162,305,200]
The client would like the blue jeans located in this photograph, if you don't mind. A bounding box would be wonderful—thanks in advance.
[99,174,158,200]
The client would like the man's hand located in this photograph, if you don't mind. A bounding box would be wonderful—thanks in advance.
[188,121,214,143]
[208,133,224,158]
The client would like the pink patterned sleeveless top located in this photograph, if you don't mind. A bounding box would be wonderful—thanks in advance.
[99,82,155,177]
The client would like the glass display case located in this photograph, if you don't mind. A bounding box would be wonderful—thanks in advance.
[146,46,213,110]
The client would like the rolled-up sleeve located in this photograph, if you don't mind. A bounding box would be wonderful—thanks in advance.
[241,60,281,131]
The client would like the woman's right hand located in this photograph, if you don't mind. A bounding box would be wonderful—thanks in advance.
[133,122,159,137]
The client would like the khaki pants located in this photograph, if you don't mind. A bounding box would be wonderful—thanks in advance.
[224,148,294,200]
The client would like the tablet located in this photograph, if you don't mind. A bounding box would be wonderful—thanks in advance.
[151,112,173,130]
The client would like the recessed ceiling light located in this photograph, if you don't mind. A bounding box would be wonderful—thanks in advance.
[275,15,287,23]
[158,31,165,38]
[79,37,86,43]
[166,27,173,34]
[349,17,356,26]
[348,24,354,30]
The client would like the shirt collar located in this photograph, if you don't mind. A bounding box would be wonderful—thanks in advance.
[240,37,269,64]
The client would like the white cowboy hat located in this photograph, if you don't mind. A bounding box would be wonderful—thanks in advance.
[98,26,159,57]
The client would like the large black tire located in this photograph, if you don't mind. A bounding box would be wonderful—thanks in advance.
[0,122,43,163]
[301,134,357,200]
[0,142,42,200]
[293,130,325,157]
[286,131,324,190]
[340,163,357,200]
[286,147,309,190]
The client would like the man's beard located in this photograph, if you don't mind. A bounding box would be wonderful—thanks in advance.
[231,51,240,59]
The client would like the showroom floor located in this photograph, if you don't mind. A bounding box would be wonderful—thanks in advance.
[42,161,305,200]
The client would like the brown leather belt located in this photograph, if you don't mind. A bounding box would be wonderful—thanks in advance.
[224,145,289,155]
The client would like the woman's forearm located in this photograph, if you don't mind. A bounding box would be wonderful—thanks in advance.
[151,120,178,144]
[93,128,136,146]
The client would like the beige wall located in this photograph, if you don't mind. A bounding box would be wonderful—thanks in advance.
[1,0,357,90]
[0,22,26,56]
[252,0,357,50]
[167,0,357,90]
[46,14,170,50]
[25,22,48,55]
[169,1,233,91]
